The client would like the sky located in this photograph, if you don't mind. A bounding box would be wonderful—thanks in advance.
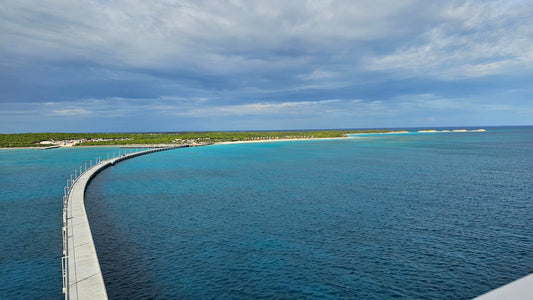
[1,0,532,133]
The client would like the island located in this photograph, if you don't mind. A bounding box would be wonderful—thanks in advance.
[0,129,487,148]
[0,130,388,148]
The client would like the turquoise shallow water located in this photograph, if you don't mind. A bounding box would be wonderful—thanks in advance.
[84,127,532,299]
[1,127,532,299]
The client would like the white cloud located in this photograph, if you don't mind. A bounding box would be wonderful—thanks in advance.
[0,1,432,71]
[51,108,91,116]
[43,98,158,118]
[298,70,338,80]
[175,99,342,117]
[366,1,533,79]
[2,0,530,83]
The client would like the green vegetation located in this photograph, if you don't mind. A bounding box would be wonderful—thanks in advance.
[0,133,116,148]
[0,129,393,148]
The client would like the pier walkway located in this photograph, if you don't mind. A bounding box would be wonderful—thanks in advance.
[62,145,187,300]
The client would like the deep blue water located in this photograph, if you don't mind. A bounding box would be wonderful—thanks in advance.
[0,147,120,299]
[84,127,532,299]
[0,127,532,299]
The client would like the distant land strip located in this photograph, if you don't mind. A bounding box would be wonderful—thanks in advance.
[0,130,381,148]
[0,129,485,148]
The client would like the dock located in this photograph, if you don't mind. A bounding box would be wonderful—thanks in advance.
[61,145,188,300]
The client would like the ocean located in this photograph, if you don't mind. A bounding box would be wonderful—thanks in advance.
[1,127,532,299]
[0,147,121,299]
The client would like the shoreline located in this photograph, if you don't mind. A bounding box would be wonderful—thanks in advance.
[347,131,410,135]
[0,137,356,149]
[215,136,353,145]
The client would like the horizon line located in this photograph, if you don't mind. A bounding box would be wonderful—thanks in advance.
[1,124,532,135]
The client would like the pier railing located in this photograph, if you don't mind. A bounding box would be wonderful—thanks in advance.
[61,145,188,299]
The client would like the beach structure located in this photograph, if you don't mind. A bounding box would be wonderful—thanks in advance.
[61,145,188,300]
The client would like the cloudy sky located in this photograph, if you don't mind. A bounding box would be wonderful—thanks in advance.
[1,0,532,132]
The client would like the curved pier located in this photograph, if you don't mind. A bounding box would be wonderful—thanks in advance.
[62,146,187,300]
